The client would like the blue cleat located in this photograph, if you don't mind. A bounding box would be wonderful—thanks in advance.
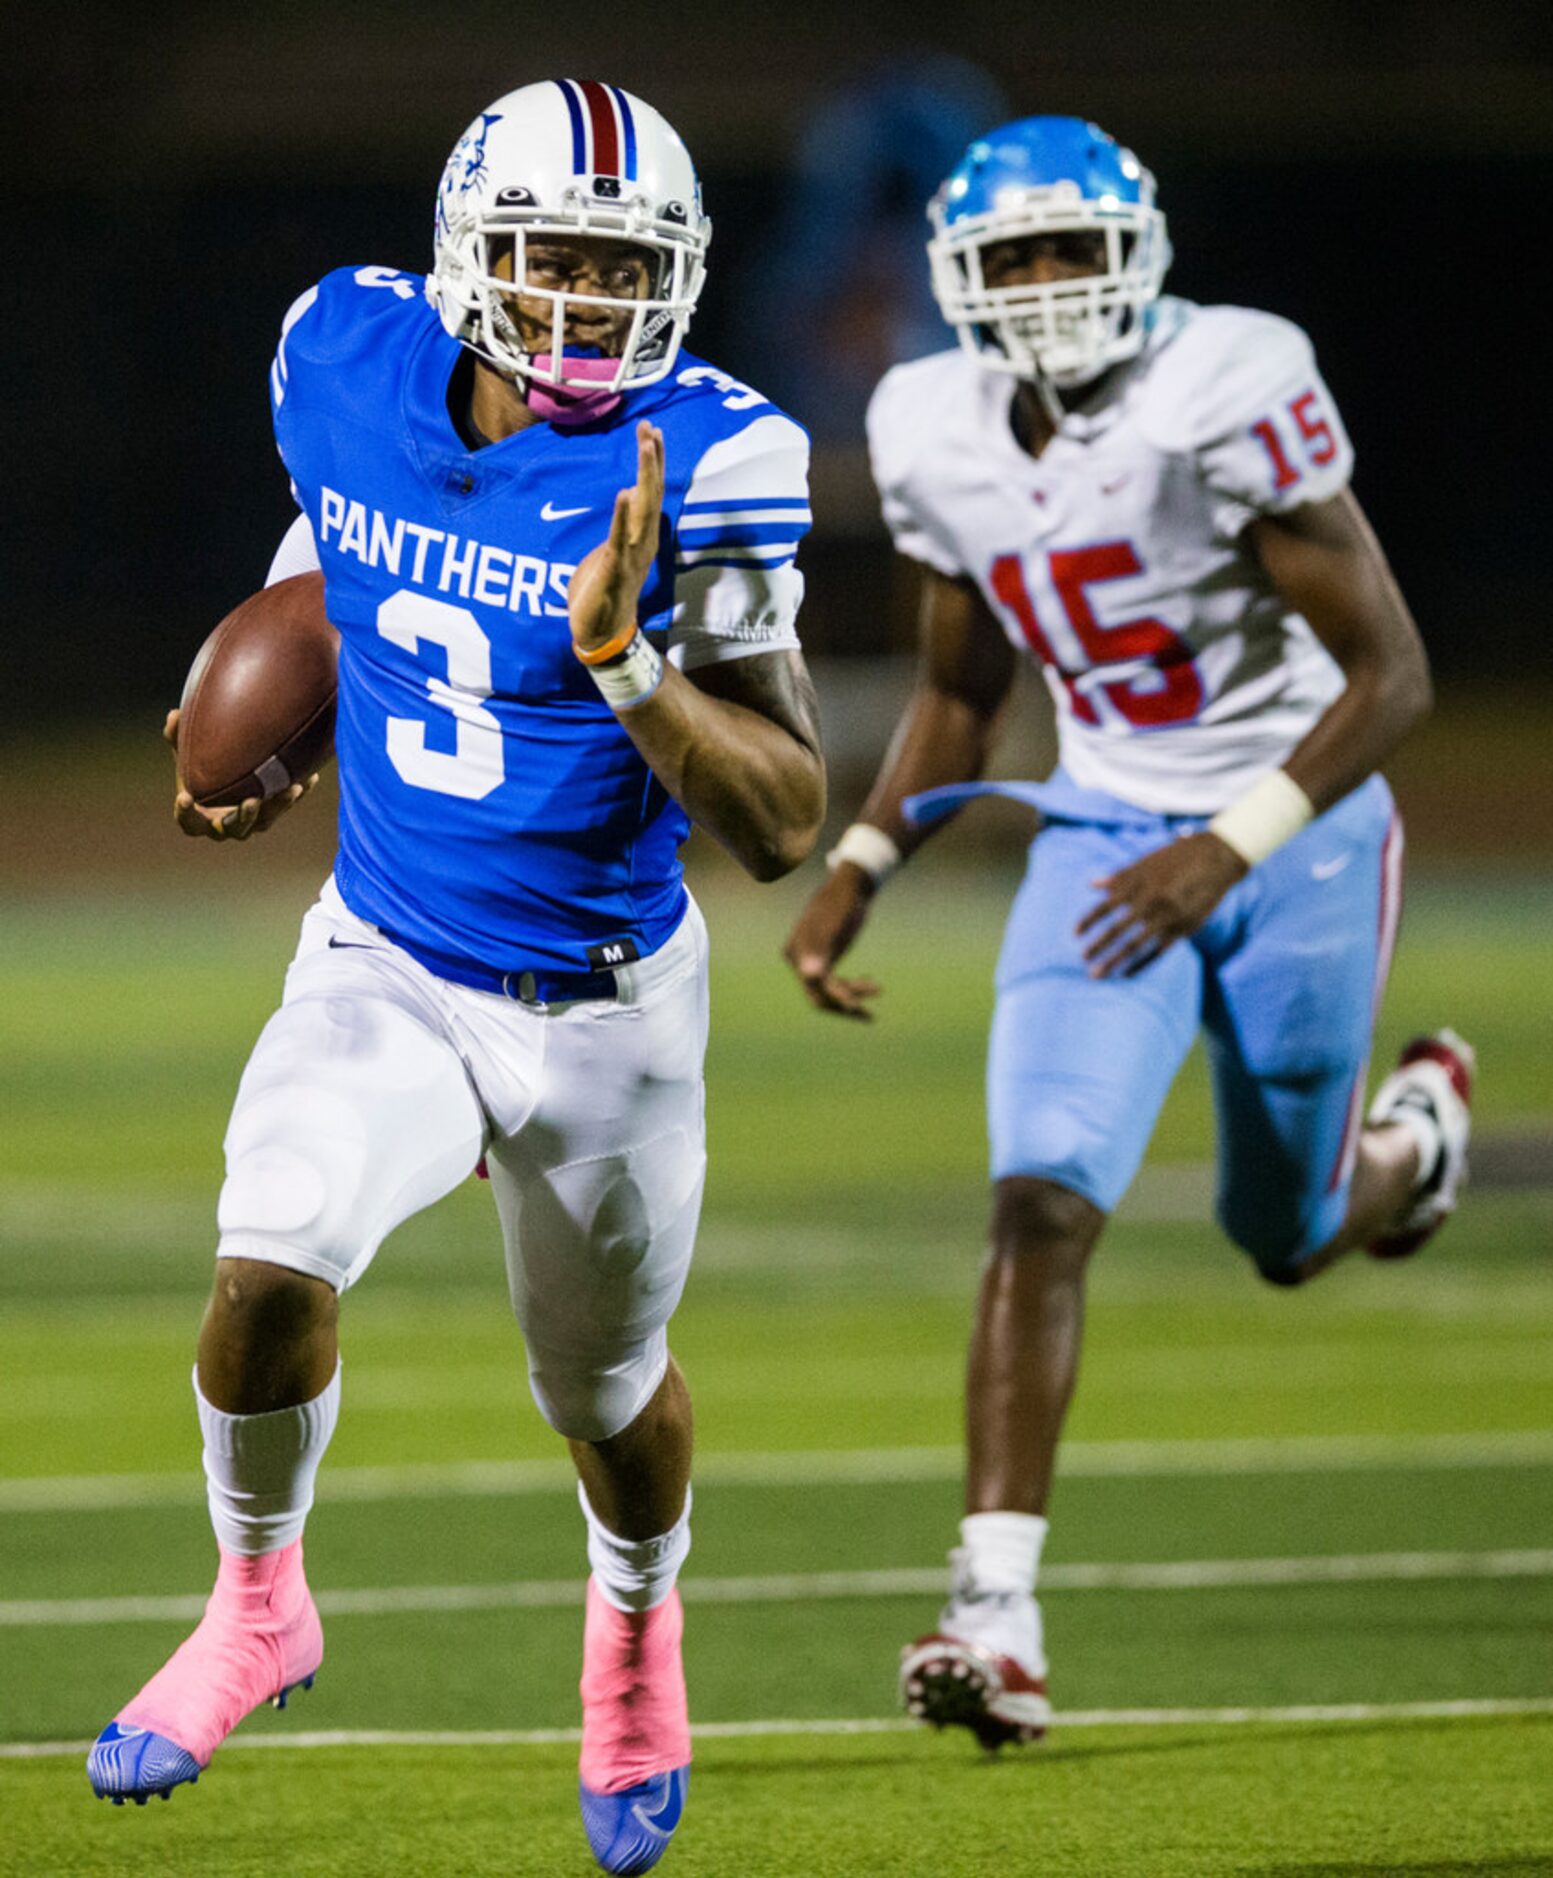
[86,1723,202,1804]
[579,1765,689,1874]
[86,1673,316,1804]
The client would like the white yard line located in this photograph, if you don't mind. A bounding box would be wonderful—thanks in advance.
[5,1548,1552,1629]
[7,1696,1552,1760]
[5,1427,1552,1515]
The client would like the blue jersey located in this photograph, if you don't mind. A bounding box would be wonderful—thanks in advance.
[269,264,811,974]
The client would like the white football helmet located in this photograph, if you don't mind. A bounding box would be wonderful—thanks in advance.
[428,81,711,397]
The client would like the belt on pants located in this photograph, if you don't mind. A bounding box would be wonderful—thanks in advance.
[379,928,621,1005]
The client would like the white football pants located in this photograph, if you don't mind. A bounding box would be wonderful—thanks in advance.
[214,877,709,1441]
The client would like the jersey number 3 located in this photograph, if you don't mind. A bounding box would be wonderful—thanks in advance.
[991,544,1203,729]
[377,591,504,799]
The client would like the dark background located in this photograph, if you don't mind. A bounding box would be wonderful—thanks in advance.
[3,0,1549,726]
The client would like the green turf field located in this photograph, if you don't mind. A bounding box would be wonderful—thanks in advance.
[2,860,1550,1876]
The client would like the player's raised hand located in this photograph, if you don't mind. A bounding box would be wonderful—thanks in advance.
[567,421,666,658]
[164,708,318,843]
[783,865,884,1021]
[1077,830,1248,977]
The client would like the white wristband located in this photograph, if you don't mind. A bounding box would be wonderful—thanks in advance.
[1207,769,1315,866]
[587,630,665,711]
[826,822,902,887]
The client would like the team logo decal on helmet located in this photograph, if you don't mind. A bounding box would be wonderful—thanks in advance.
[428,80,711,406]
[440,111,502,221]
[927,115,1170,389]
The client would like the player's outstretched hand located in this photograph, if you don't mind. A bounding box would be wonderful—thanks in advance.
[164,709,318,843]
[567,421,666,657]
[783,864,883,1021]
[1078,831,1249,978]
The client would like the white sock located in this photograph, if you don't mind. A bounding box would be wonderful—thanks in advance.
[951,1511,1049,1600]
[1384,1105,1445,1193]
[579,1483,692,1614]
[195,1362,341,1556]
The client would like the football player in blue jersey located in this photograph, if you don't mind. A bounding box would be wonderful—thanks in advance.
[88,82,825,1874]
[785,115,1473,1749]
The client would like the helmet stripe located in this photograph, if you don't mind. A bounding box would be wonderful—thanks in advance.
[555,80,588,174]
[609,85,638,180]
[577,79,620,176]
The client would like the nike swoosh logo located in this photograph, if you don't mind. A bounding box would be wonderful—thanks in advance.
[541,501,590,521]
[634,1771,685,1834]
[1101,474,1133,495]
[1311,855,1353,880]
[327,935,379,951]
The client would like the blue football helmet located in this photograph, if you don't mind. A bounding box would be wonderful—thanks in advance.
[927,115,1170,388]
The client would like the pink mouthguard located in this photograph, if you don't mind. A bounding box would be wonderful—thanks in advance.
[527,355,624,428]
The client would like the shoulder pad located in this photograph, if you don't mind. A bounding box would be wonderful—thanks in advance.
[276,266,427,367]
[1136,304,1318,454]
[866,349,971,485]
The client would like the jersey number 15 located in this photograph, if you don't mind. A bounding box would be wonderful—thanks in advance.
[990,544,1203,730]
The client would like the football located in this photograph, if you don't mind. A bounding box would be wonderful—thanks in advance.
[177,572,339,808]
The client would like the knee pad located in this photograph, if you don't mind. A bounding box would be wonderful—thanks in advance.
[217,1082,370,1286]
[526,1328,670,1443]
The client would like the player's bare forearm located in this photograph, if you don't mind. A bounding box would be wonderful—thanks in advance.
[617,650,826,881]
[850,567,1018,870]
[783,568,1014,1020]
[782,685,997,1019]
[1081,494,1431,980]
[1250,490,1432,813]
[839,685,999,876]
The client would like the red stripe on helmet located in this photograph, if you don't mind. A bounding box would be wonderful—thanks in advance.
[577,80,620,176]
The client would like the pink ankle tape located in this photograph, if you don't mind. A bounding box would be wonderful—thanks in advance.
[118,1540,322,1766]
[578,1578,690,1792]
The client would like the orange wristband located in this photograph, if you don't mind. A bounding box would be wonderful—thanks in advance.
[574,621,640,667]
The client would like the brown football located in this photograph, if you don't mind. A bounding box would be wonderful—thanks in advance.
[177,572,340,809]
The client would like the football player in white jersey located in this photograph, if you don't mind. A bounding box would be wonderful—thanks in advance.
[785,114,1474,1747]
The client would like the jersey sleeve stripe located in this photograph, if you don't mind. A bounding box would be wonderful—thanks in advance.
[680,496,810,515]
[679,509,812,530]
[676,523,805,548]
[674,554,799,573]
[270,284,320,410]
[676,543,798,567]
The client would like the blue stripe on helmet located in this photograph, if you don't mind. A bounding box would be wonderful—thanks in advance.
[610,86,638,180]
[557,80,587,173]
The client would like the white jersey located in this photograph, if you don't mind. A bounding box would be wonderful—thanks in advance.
[867,298,1355,814]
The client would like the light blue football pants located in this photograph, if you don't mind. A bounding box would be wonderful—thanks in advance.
[972,772,1402,1280]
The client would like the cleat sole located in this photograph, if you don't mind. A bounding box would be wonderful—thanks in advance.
[900,1636,1050,1749]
